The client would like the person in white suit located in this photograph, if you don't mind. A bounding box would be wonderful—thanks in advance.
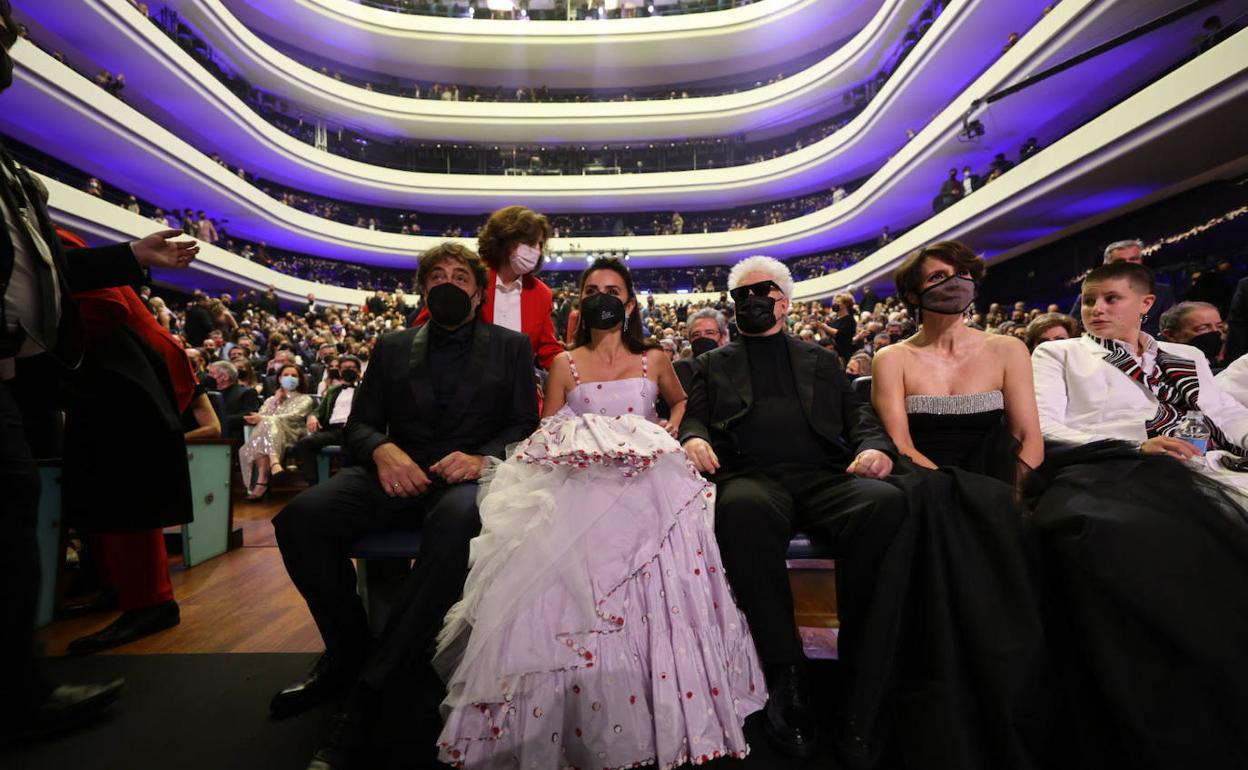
[1027,259,1248,768]
[1033,260,1248,488]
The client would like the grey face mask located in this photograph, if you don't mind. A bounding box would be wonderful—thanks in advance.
[918,275,976,315]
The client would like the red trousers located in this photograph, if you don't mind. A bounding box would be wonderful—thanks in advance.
[91,530,174,611]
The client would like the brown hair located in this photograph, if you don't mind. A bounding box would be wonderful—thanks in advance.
[477,205,550,272]
[1024,313,1078,351]
[414,242,488,298]
[1083,261,1155,295]
[893,241,985,305]
[277,364,308,393]
[833,293,855,313]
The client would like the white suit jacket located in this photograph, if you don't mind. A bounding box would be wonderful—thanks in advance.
[1215,355,1248,408]
[1031,335,1248,448]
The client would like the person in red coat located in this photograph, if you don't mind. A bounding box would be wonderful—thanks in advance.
[414,205,563,370]
[59,228,218,654]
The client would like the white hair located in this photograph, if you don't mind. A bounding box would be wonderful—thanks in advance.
[727,255,795,298]
[1103,239,1145,262]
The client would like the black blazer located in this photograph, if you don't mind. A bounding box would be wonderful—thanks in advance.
[0,145,145,366]
[657,356,696,420]
[219,382,261,440]
[679,334,895,473]
[345,321,539,469]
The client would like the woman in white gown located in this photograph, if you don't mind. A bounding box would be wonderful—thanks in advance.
[434,258,767,769]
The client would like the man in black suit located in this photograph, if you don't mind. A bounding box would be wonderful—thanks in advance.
[270,243,538,736]
[207,360,261,440]
[258,285,280,318]
[680,256,909,763]
[291,355,361,485]
[183,292,214,348]
[365,290,387,316]
[304,292,322,320]
[0,1,201,737]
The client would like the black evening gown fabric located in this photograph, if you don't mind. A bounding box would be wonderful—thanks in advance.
[885,407,1052,770]
[1024,440,1248,770]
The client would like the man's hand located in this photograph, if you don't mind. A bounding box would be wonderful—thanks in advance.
[243,413,260,426]
[131,230,198,270]
[306,415,320,434]
[682,438,720,474]
[847,449,893,479]
[430,452,485,484]
[373,443,431,497]
[1141,436,1201,461]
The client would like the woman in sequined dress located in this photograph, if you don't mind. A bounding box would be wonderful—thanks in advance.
[239,363,314,499]
[433,258,767,769]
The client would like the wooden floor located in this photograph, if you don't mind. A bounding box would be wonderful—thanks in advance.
[37,484,839,657]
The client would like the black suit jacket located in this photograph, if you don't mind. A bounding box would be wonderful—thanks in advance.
[657,356,697,420]
[219,382,261,440]
[0,145,145,366]
[184,305,214,348]
[345,321,539,469]
[679,334,895,475]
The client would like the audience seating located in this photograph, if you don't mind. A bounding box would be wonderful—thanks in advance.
[852,375,872,401]
[180,439,237,566]
[35,463,64,629]
[206,390,227,438]
[316,444,343,485]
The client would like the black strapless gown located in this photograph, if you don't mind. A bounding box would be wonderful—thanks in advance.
[895,402,1248,770]
[1023,440,1248,770]
[885,405,1053,770]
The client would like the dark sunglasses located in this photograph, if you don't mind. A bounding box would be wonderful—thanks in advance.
[729,280,782,303]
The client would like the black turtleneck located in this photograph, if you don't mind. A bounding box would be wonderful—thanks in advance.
[731,332,835,468]
[428,320,475,417]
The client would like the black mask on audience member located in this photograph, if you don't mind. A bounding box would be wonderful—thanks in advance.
[581,293,626,330]
[1188,331,1222,362]
[918,275,976,315]
[735,296,778,334]
[426,283,474,328]
[691,337,719,357]
[341,369,359,384]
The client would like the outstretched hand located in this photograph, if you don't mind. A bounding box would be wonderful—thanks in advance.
[131,230,198,270]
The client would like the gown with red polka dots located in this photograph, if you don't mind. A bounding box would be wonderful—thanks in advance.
[434,353,767,769]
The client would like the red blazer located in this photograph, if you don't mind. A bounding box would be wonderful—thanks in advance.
[413,270,563,370]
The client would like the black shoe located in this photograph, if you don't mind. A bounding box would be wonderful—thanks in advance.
[58,589,120,619]
[763,663,821,759]
[306,706,365,769]
[270,652,356,720]
[1,679,125,744]
[834,714,881,770]
[67,600,180,656]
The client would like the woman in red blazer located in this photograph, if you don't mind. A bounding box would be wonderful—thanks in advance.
[413,206,563,370]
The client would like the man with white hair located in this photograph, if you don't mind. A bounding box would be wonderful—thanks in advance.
[1070,239,1174,335]
[680,255,909,762]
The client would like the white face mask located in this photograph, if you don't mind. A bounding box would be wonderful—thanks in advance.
[510,243,541,274]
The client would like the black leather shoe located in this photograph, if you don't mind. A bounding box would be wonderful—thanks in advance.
[2,679,125,744]
[306,706,364,769]
[835,715,881,770]
[67,600,180,656]
[270,653,355,720]
[763,663,821,759]
[58,589,119,619]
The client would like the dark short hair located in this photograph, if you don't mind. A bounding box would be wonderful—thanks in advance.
[414,242,488,297]
[1083,261,1155,295]
[893,241,985,303]
[477,205,550,272]
[337,354,362,369]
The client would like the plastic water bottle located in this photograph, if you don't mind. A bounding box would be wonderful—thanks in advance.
[1173,411,1211,454]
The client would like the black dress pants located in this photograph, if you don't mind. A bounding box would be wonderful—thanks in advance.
[0,377,49,717]
[291,426,345,486]
[273,466,481,670]
[714,463,914,743]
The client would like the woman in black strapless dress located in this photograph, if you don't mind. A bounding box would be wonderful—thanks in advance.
[871,242,1248,770]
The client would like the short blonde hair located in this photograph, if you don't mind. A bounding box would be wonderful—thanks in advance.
[728,255,794,298]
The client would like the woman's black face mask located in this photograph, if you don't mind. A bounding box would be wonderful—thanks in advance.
[580,293,627,330]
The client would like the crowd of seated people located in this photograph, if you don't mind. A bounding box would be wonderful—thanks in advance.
[931,142,1038,213]
[27,3,954,178]
[111,218,1248,769]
